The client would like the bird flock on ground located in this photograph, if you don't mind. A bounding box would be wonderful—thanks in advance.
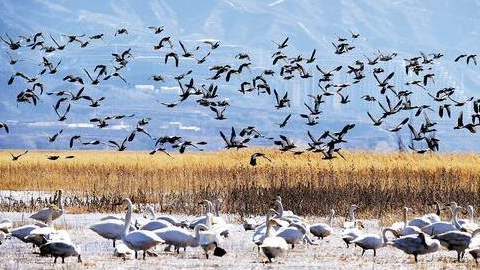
[2,191,480,265]
[2,26,480,163]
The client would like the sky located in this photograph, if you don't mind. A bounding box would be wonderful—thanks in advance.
[1,0,480,152]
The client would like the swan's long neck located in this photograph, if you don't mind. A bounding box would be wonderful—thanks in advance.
[265,214,273,237]
[122,201,132,240]
[149,207,156,219]
[47,208,53,227]
[349,207,356,222]
[206,213,213,228]
[276,201,284,218]
[328,211,334,227]
[468,206,474,222]
[382,228,395,245]
[452,207,461,228]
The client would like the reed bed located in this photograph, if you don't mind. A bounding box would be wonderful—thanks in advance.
[1,149,480,219]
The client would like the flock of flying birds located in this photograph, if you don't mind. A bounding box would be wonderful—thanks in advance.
[1,26,480,163]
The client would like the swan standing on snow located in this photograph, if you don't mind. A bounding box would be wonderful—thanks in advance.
[391,207,422,236]
[276,222,309,248]
[253,209,279,249]
[30,190,64,223]
[260,213,289,263]
[388,232,440,263]
[40,240,82,264]
[120,198,164,259]
[351,228,397,257]
[432,228,480,262]
[421,205,460,235]
[341,220,364,248]
[154,223,207,253]
[89,218,135,247]
[310,209,334,239]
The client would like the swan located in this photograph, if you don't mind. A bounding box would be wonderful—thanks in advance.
[260,216,289,262]
[9,222,48,245]
[253,209,279,248]
[153,224,207,253]
[25,206,63,247]
[146,205,183,227]
[273,197,302,223]
[388,232,440,263]
[343,204,358,229]
[195,212,226,259]
[120,198,164,259]
[459,205,478,230]
[310,209,334,239]
[421,205,460,235]
[89,219,135,247]
[391,207,422,236]
[114,242,134,258]
[423,201,442,223]
[351,228,397,257]
[39,240,82,263]
[276,222,309,248]
[30,190,64,223]
[432,228,480,262]
[0,218,13,233]
[188,200,217,229]
[341,220,364,248]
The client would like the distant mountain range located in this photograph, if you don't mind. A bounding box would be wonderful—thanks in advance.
[1,0,479,152]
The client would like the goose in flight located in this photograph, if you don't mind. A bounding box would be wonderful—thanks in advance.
[9,150,28,161]
[250,153,272,166]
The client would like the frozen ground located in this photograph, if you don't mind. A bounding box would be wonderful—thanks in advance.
[0,212,476,270]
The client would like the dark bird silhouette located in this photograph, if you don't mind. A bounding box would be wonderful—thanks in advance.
[387,118,409,132]
[48,129,63,143]
[69,135,82,148]
[165,52,179,67]
[210,106,227,120]
[250,153,272,166]
[108,136,129,151]
[54,104,71,122]
[0,34,21,50]
[148,26,164,34]
[220,127,250,150]
[9,150,28,161]
[49,34,65,50]
[278,114,292,128]
[84,68,99,85]
[0,122,9,133]
[203,40,220,50]
[115,28,128,36]
[272,37,289,49]
[274,135,296,152]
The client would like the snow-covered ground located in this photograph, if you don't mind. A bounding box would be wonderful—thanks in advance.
[0,212,476,269]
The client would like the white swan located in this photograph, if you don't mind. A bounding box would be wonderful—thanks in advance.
[351,228,397,257]
[343,204,358,229]
[253,209,279,248]
[276,222,308,248]
[260,215,289,262]
[197,213,226,259]
[310,209,334,239]
[0,231,8,245]
[25,206,63,247]
[391,207,422,236]
[0,218,13,233]
[341,220,364,248]
[421,205,460,235]
[120,198,164,259]
[388,232,440,263]
[30,190,64,223]
[154,224,207,253]
[89,219,135,247]
[10,222,48,245]
[432,228,480,262]
[39,240,82,263]
[459,205,478,231]
[423,201,442,223]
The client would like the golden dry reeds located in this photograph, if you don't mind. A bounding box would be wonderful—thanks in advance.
[1,149,480,219]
